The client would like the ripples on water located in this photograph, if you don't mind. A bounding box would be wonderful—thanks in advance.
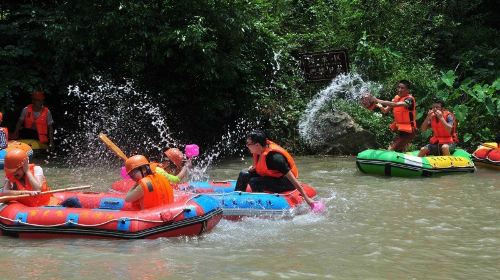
[1,157,498,279]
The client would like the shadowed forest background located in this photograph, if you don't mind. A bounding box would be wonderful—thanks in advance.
[1,1,498,156]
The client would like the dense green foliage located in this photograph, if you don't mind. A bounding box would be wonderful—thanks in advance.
[1,0,498,153]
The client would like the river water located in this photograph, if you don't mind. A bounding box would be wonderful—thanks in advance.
[0,157,498,279]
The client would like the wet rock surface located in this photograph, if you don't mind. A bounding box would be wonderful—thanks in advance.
[306,111,376,155]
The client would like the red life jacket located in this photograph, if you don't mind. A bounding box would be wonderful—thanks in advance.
[1,127,8,142]
[487,149,500,162]
[253,140,299,178]
[429,111,458,144]
[472,142,500,161]
[24,105,49,143]
[390,95,416,133]
[137,172,174,209]
[5,164,59,206]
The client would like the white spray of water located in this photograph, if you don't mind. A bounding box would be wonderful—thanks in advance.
[298,73,381,146]
[58,76,258,182]
[59,76,178,167]
[189,118,259,181]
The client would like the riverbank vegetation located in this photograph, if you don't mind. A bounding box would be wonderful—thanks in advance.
[1,1,498,154]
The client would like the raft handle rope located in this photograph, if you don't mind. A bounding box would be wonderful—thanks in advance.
[181,188,301,197]
[0,195,200,229]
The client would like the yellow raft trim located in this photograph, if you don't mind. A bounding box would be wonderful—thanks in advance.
[16,139,48,150]
[426,156,474,169]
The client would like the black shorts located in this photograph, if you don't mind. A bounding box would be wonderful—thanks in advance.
[391,131,416,152]
[424,143,456,156]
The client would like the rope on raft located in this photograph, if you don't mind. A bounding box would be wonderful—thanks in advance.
[0,195,198,228]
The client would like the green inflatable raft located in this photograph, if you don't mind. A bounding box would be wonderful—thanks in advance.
[356,149,475,177]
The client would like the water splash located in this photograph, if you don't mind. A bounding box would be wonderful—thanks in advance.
[56,76,257,182]
[189,118,258,181]
[298,73,381,146]
[58,76,178,167]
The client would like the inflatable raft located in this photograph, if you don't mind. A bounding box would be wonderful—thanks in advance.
[472,143,500,170]
[111,180,318,219]
[0,191,222,239]
[356,149,475,177]
[17,139,48,150]
[0,141,34,170]
[176,180,317,219]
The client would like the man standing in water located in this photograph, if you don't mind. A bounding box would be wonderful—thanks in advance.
[370,80,417,152]
[235,129,314,207]
[11,91,55,150]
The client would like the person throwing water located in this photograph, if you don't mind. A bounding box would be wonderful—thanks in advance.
[364,80,417,152]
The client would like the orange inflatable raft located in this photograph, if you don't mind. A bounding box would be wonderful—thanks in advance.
[472,142,500,170]
[0,191,222,239]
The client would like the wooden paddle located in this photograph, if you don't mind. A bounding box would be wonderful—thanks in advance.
[99,133,128,161]
[0,185,92,203]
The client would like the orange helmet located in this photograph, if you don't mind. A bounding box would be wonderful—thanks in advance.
[4,148,29,174]
[0,112,3,122]
[164,148,183,168]
[125,155,150,174]
[32,91,45,101]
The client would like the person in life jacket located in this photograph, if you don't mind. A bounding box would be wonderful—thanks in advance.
[234,129,315,207]
[11,91,55,150]
[0,112,8,150]
[157,148,191,184]
[369,80,417,152]
[115,148,191,193]
[125,155,174,209]
[417,99,458,156]
[1,148,62,206]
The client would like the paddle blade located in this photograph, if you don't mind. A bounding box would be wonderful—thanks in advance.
[99,133,128,161]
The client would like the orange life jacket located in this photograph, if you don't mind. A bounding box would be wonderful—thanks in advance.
[5,164,59,206]
[1,127,8,142]
[24,105,49,143]
[429,110,458,144]
[137,172,174,209]
[253,140,299,178]
[390,95,416,133]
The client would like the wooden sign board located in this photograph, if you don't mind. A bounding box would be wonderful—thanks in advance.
[301,49,349,82]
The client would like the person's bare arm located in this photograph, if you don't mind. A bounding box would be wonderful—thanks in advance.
[374,98,408,108]
[420,110,434,132]
[125,184,143,202]
[434,110,453,133]
[284,171,314,207]
[376,103,391,113]
[23,161,42,191]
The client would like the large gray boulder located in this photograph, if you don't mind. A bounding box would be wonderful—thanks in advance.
[306,111,376,155]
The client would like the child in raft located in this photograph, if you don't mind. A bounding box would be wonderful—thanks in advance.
[120,148,191,184]
[156,148,191,184]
